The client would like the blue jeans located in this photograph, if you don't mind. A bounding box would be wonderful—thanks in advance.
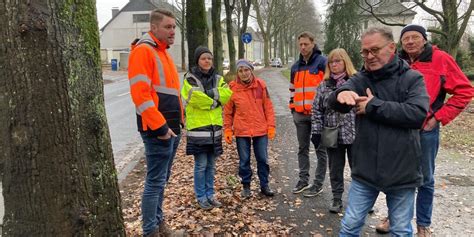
[236,136,270,188]
[416,125,439,227]
[140,133,181,236]
[340,180,415,236]
[194,152,217,202]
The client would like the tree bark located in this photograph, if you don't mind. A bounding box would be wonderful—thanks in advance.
[0,1,125,235]
[238,0,252,59]
[181,0,187,71]
[186,0,208,68]
[212,0,224,74]
[224,0,237,72]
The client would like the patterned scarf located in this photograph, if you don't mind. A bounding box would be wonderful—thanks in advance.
[331,72,347,87]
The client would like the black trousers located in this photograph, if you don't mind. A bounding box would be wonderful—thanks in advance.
[327,144,352,200]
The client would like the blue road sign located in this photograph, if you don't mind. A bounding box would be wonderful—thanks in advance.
[241,32,252,44]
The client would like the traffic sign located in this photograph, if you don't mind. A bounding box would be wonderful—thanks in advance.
[241,32,252,44]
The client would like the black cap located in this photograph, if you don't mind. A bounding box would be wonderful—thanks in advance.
[193,46,212,65]
[400,24,427,40]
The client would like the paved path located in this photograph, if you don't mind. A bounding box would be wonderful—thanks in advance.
[255,67,474,235]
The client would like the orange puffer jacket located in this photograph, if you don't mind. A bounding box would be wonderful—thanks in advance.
[224,76,275,137]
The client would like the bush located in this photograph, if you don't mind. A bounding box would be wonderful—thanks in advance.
[224,71,236,84]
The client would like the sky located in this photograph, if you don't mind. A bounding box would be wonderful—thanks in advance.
[95,0,329,29]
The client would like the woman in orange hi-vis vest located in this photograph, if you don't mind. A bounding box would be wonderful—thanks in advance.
[128,9,182,237]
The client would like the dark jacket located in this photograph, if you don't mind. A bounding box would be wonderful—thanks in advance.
[328,56,429,191]
[311,76,356,145]
[400,44,474,126]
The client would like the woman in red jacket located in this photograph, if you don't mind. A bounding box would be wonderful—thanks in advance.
[223,59,276,198]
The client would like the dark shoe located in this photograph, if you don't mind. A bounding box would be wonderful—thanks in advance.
[197,199,213,210]
[208,197,222,208]
[241,184,251,198]
[144,227,160,237]
[329,199,343,213]
[260,186,275,197]
[375,217,390,234]
[292,181,311,194]
[417,225,432,237]
[303,185,323,197]
[159,221,173,237]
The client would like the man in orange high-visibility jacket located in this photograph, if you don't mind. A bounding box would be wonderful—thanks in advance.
[128,9,182,237]
[289,31,328,198]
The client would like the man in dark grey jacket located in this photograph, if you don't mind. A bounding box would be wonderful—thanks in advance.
[328,27,429,236]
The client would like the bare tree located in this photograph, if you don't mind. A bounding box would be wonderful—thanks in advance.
[224,0,237,71]
[186,0,209,68]
[212,0,224,74]
[357,0,474,57]
[0,1,125,235]
[173,0,187,71]
[238,0,252,59]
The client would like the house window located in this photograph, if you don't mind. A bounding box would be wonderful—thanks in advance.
[133,14,150,23]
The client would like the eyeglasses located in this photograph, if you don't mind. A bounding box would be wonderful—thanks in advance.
[360,42,391,58]
[329,59,343,64]
[401,35,423,43]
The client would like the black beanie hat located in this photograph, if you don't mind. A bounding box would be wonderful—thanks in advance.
[400,24,427,40]
[194,46,212,65]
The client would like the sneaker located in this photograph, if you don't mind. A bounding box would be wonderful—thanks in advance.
[241,184,251,199]
[292,181,311,194]
[329,199,343,213]
[417,225,432,237]
[208,198,222,208]
[303,185,323,197]
[158,221,173,237]
[260,186,275,197]
[197,199,213,210]
[375,217,390,234]
[145,227,160,237]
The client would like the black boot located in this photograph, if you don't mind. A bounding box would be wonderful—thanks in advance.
[241,183,251,198]
[260,186,275,197]
[329,199,343,213]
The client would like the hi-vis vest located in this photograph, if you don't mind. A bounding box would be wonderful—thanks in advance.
[128,32,183,136]
[181,72,232,144]
[289,50,327,115]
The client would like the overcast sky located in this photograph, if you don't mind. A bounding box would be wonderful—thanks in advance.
[95,0,329,28]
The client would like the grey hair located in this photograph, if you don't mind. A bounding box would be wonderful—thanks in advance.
[361,26,394,42]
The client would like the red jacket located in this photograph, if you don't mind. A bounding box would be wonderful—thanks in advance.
[224,76,275,137]
[401,44,473,125]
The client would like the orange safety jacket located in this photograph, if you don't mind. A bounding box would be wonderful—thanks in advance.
[128,32,183,137]
[289,48,327,115]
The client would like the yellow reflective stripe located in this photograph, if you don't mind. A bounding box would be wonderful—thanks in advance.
[136,100,155,115]
[154,85,179,96]
[130,74,151,86]
[187,130,222,137]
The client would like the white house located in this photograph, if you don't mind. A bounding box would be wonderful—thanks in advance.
[99,0,185,69]
[359,0,417,42]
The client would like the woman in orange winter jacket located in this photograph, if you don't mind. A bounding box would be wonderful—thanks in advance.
[223,59,276,199]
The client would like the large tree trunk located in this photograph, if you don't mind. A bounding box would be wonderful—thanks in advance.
[212,0,224,75]
[186,0,208,68]
[0,1,125,235]
[224,0,237,72]
[181,0,187,71]
[238,0,252,59]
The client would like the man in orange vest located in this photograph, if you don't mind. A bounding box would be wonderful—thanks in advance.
[289,31,328,197]
[128,9,182,237]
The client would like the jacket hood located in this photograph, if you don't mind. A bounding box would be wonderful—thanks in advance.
[298,47,323,65]
[361,55,410,81]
